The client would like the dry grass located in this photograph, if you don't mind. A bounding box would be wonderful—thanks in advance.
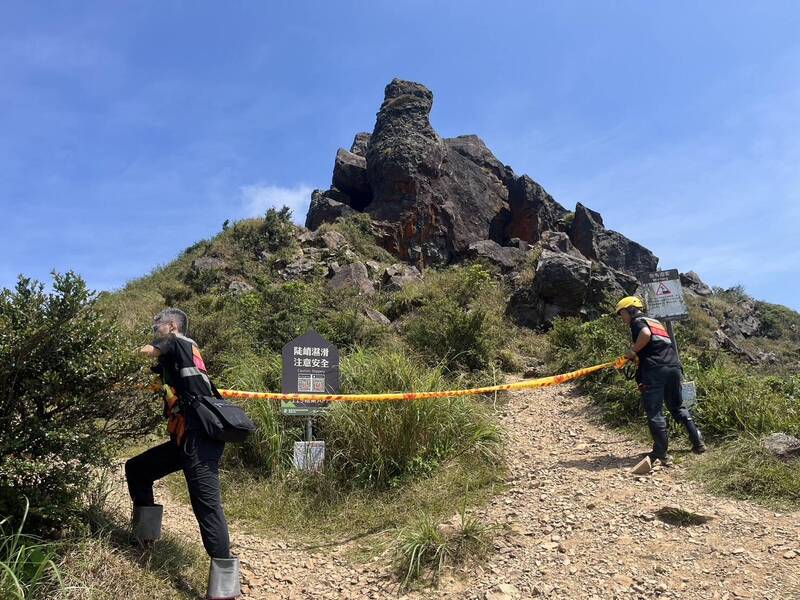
[55,518,207,599]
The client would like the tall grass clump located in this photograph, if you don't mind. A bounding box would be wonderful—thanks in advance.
[393,507,493,588]
[217,351,302,475]
[686,356,800,438]
[1,501,62,599]
[323,347,503,488]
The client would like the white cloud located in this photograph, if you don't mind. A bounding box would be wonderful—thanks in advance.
[239,183,314,224]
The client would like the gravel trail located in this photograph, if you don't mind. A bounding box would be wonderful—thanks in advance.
[118,385,800,599]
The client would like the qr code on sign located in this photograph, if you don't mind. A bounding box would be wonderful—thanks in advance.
[298,375,325,392]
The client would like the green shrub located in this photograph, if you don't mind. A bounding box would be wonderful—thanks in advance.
[231,206,297,258]
[686,356,800,438]
[0,274,158,531]
[316,292,389,351]
[756,301,800,341]
[238,282,325,352]
[322,347,502,488]
[0,500,62,599]
[399,265,506,372]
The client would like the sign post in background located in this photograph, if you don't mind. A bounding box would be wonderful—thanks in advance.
[281,330,339,470]
[642,269,688,322]
[642,269,696,406]
[281,329,340,418]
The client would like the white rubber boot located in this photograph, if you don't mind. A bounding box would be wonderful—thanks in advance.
[206,556,241,599]
[132,504,163,543]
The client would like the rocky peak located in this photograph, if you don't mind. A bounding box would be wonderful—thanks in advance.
[304,78,670,326]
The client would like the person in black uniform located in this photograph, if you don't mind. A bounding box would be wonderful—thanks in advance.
[125,308,232,559]
[616,296,706,464]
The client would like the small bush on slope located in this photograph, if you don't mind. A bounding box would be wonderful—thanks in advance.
[0,273,158,531]
[395,264,506,373]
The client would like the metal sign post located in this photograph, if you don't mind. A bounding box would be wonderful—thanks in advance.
[642,269,696,407]
[281,330,340,470]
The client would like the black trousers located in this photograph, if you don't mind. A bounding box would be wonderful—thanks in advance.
[125,432,230,558]
[640,365,703,458]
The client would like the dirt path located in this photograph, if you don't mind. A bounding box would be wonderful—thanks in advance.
[119,385,800,599]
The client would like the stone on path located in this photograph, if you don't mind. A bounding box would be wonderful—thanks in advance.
[630,455,652,475]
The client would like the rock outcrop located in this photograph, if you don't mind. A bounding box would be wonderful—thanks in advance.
[681,271,713,297]
[762,433,800,461]
[327,262,375,296]
[305,190,356,230]
[304,78,672,327]
[504,176,569,244]
[507,250,639,328]
[568,203,658,279]
[364,80,510,265]
[467,240,527,272]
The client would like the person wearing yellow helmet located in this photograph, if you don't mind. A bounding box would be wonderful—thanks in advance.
[616,296,705,464]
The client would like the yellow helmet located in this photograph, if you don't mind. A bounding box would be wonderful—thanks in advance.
[615,296,644,313]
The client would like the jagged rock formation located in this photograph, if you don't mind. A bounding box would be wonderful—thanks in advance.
[507,250,639,327]
[304,78,663,327]
[567,203,658,279]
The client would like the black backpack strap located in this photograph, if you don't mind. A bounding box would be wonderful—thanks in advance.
[209,379,224,400]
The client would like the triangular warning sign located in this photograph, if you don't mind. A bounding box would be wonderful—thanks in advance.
[655,282,672,296]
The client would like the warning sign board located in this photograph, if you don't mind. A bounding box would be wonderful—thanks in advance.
[280,330,340,416]
[642,269,688,321]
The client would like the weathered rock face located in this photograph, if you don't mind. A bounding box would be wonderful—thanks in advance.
[504,176,569,244]
[712,329,758,364]
[445,135,515,187]
[568,203,659,279]
[381,263,422,291]
[466,240,528,272]
[361,79,509,265]
[305,190,357,230]
[327,262,375,296]
[350,132,371,157]
[332,149,371,211]
[507,250,639,328]
[539,230,584,259]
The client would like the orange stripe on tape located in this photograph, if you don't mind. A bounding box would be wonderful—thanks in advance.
[217,357,629,403]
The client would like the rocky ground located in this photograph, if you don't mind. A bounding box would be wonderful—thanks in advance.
[112,385,800,599]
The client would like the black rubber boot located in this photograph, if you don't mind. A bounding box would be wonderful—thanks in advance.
[648,421,670,462]
[684,420,706,454]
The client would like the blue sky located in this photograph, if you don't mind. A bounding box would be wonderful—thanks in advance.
[2,2,799,310]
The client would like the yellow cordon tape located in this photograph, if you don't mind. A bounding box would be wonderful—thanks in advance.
[217,356,630,403]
